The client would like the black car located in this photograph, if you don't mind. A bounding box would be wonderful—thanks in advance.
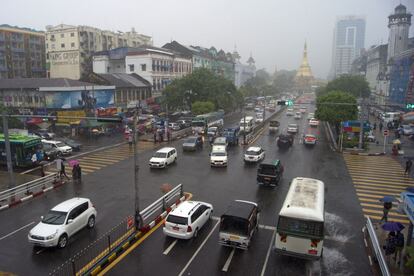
[182,136,203,151]
[176,119,192,129]
[60,138,82,151]
[277,134,294,148]
[42,143,60,161]
[257,160,284,186]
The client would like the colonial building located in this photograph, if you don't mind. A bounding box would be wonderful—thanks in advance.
[365,45,388,105]
[233,49,256,88]
[46,24,152,80]
[0,24,46,79]
[295,42,314,93]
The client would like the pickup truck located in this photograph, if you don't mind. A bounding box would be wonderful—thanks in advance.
[223,127,240,146]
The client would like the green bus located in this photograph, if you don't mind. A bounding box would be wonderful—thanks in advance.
[0,134,42,167]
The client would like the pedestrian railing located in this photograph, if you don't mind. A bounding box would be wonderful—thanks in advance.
[0,173,59,210]
[49,184,184,276]
[364,216,391,276]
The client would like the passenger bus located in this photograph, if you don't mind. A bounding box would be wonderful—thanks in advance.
[191,110,224,134]
[274,177,325,259]
[0,134,43,167]
[240,116,254,133]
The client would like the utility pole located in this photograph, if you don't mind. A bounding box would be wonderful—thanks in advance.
[2,111,15,189]
[132,106,142,229]
[358,91,365,149]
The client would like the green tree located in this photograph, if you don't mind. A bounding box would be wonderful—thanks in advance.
[272,70,296,94]
[315,91,358,129]
[0,105,24,130]
[318,75,370,98]
[191,101,215,115]
[164,68,240,113]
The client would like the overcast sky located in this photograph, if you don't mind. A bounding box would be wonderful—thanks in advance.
[3,0,414,79]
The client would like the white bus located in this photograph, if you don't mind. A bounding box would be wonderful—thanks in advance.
[274,177,325,260]
[240,116,254,133]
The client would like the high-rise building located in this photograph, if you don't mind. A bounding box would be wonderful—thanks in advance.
[0,24,46,79]
[45,24,152,80]
[330,16,366,79]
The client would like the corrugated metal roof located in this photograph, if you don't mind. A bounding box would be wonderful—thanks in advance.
[0,78,94,89]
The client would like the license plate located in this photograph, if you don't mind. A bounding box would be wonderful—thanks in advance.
[173,226,179,231]
[229,235,239,241]
[308,249,318,255]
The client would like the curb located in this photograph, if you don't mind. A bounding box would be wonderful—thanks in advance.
[82,193,191,276]
[344,151,386,156]
[0,178,68,211]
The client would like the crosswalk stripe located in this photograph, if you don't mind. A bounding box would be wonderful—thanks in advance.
[347,166,404,174]
[355,184,406,193]
[362,208,407,218]
[356,189,400,196]
[345,162,403,168]
[80,157,119,164]
[81,168,95,173]
[350,174,414,183]
[353,178,413,186]
[354,182,410,189]
[87,155,125,160]
[363,214,409,224]
[79,164,103,169]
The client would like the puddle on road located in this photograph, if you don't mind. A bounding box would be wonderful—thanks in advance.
[324,212,354,244]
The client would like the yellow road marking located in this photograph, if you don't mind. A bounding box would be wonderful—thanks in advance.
[354,182,410,189]
[78,164,103,170]
[357,192,399,199]
[91,153,127,159]
[363,214,409,224]
[80,168,95,173]
[345,161,402,167]
[80,158,118,165]
[362,208,407,218]
[355,184,405,193]
[356,189,399,196]
[350,175,414,183]
[347,167,403,173]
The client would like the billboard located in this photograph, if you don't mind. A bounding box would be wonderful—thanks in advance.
[45,90,114,109]
[57,110,86,124]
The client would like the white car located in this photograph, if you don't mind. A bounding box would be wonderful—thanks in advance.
[28,198,97,248]
[303,134,317,145]
[309,119,319,127]
[307,113,314,120]
[42,140,72,156]
[286,109,294,116]
[255,115,264,123]
[294,112,302,119]
[287,124,298,134]
[402,125,414,136]
[163,200,213,239]
[168,123,181,131]
[149,147,177,168]
[210,145,228,167]
[244,147,265,163]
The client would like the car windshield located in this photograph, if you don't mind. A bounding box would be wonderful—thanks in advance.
[288,124,297,128]
[42,210,67,225]
[185,138,196,143]
[208,127,217,132]
[153,152,167,158]
[259,164,278,175]
[220,216,248,236]
[192,121,205,127]
[246,150,260,155]
[56,142,66,147]
[166,214,188,225]
[43,144,53,150]
[212,152,226,156]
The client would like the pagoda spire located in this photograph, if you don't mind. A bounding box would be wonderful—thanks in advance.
[296,41,313,78]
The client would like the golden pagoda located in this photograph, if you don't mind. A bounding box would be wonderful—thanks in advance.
[295,42,314,93]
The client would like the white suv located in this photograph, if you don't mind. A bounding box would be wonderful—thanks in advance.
[28,197,97,248]
[42,140,72,156]
[210,145,228,167]
[149,147,177,168]
[163,201,213,239]
[244,146,265,163]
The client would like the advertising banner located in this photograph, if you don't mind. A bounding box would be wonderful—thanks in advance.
[57,110,86,124]
[45,90,114,109]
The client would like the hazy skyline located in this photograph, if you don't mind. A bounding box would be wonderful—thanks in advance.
[3,0,414,79]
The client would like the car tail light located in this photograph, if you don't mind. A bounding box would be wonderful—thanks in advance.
[187,226,192,232]
[280,233,287,243]
[311,239,320,248]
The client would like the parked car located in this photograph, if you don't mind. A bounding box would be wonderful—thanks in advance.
[42,140,72,156]
[210,145,228,167]
[42,143,60,161]
[219,200,260,250]
[182,136,203,151]
[28,197,97,248]
[149,147,177,168]
[277,134,294,148]
[287,124,299,134]
[176,119,191,129]
[59,138,82,152]
[303,134,317,145]
[168,123,181,131]
[34,130,56,140]
[257,159,284,186]
[402,125,414,136]
[244,146,265,163]
[163,201,213,239]
[309,119,319,127]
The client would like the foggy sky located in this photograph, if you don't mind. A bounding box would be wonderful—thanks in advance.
[3,0,414,79]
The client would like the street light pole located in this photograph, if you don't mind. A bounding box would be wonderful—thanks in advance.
[132,106,142,229]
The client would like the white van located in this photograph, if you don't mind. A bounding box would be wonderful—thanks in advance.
[240,116,254,133]
[382,112,401,124]
[42,140,72,156]
[210,145,227,167]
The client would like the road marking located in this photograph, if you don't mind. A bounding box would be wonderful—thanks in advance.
[259,225,276,231]
[163,239,178,255]
[35,248,46,254]
[178,220,220,276]
[260,227,276,276]
[221,248,235,272]
[0,221,35,241]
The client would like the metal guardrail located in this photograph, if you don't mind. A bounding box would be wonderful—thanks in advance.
[0,173,59,209]
[50,184,184,276]
[364,217,391,276]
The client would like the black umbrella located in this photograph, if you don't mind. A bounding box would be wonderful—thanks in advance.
[404,156,414,160]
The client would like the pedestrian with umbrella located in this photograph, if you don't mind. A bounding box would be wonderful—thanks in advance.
[381,222,405,264]
[379,196,396,224]
[405,159,413,176]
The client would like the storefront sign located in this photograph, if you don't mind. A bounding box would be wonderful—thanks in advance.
[57,110,86,124]
[49,51,79,66]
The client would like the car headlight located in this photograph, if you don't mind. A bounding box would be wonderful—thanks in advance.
[46,232,57,240]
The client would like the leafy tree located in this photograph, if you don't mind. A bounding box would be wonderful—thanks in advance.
[164,68,240,113]
[318,75,370,98]
[272,70,296,94]
[191,101,215,115]
[315,91,358,130]
[0,105,24,130]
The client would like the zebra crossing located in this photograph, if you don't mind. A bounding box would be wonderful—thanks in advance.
[343,154,412,224]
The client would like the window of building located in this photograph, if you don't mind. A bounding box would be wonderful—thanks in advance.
[116,90,122,103]
[61,43,65,48]
[71,42,75,48]
[50,34,55,40]
[141,64,146,71]
[129,64,135,72]
[60,33,64,38]
[70,33,75,37]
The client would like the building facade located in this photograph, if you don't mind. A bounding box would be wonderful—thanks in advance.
[387,4,412,64]
[233,50,256,88]
[365,45,388,105]
[0,24,46,79]
[330,16,366,79]
[389,48,414,105]
[46,24,152,80]
[124,46,192,95]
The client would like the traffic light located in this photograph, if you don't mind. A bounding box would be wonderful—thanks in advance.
[277,100,286,106]
[407,103,414,109]
[277,100,294,106]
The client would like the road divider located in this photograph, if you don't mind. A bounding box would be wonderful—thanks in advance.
[49,184,190,276]
[0,173,64,211]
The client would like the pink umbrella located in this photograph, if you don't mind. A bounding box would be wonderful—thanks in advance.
[68,159,79,167]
